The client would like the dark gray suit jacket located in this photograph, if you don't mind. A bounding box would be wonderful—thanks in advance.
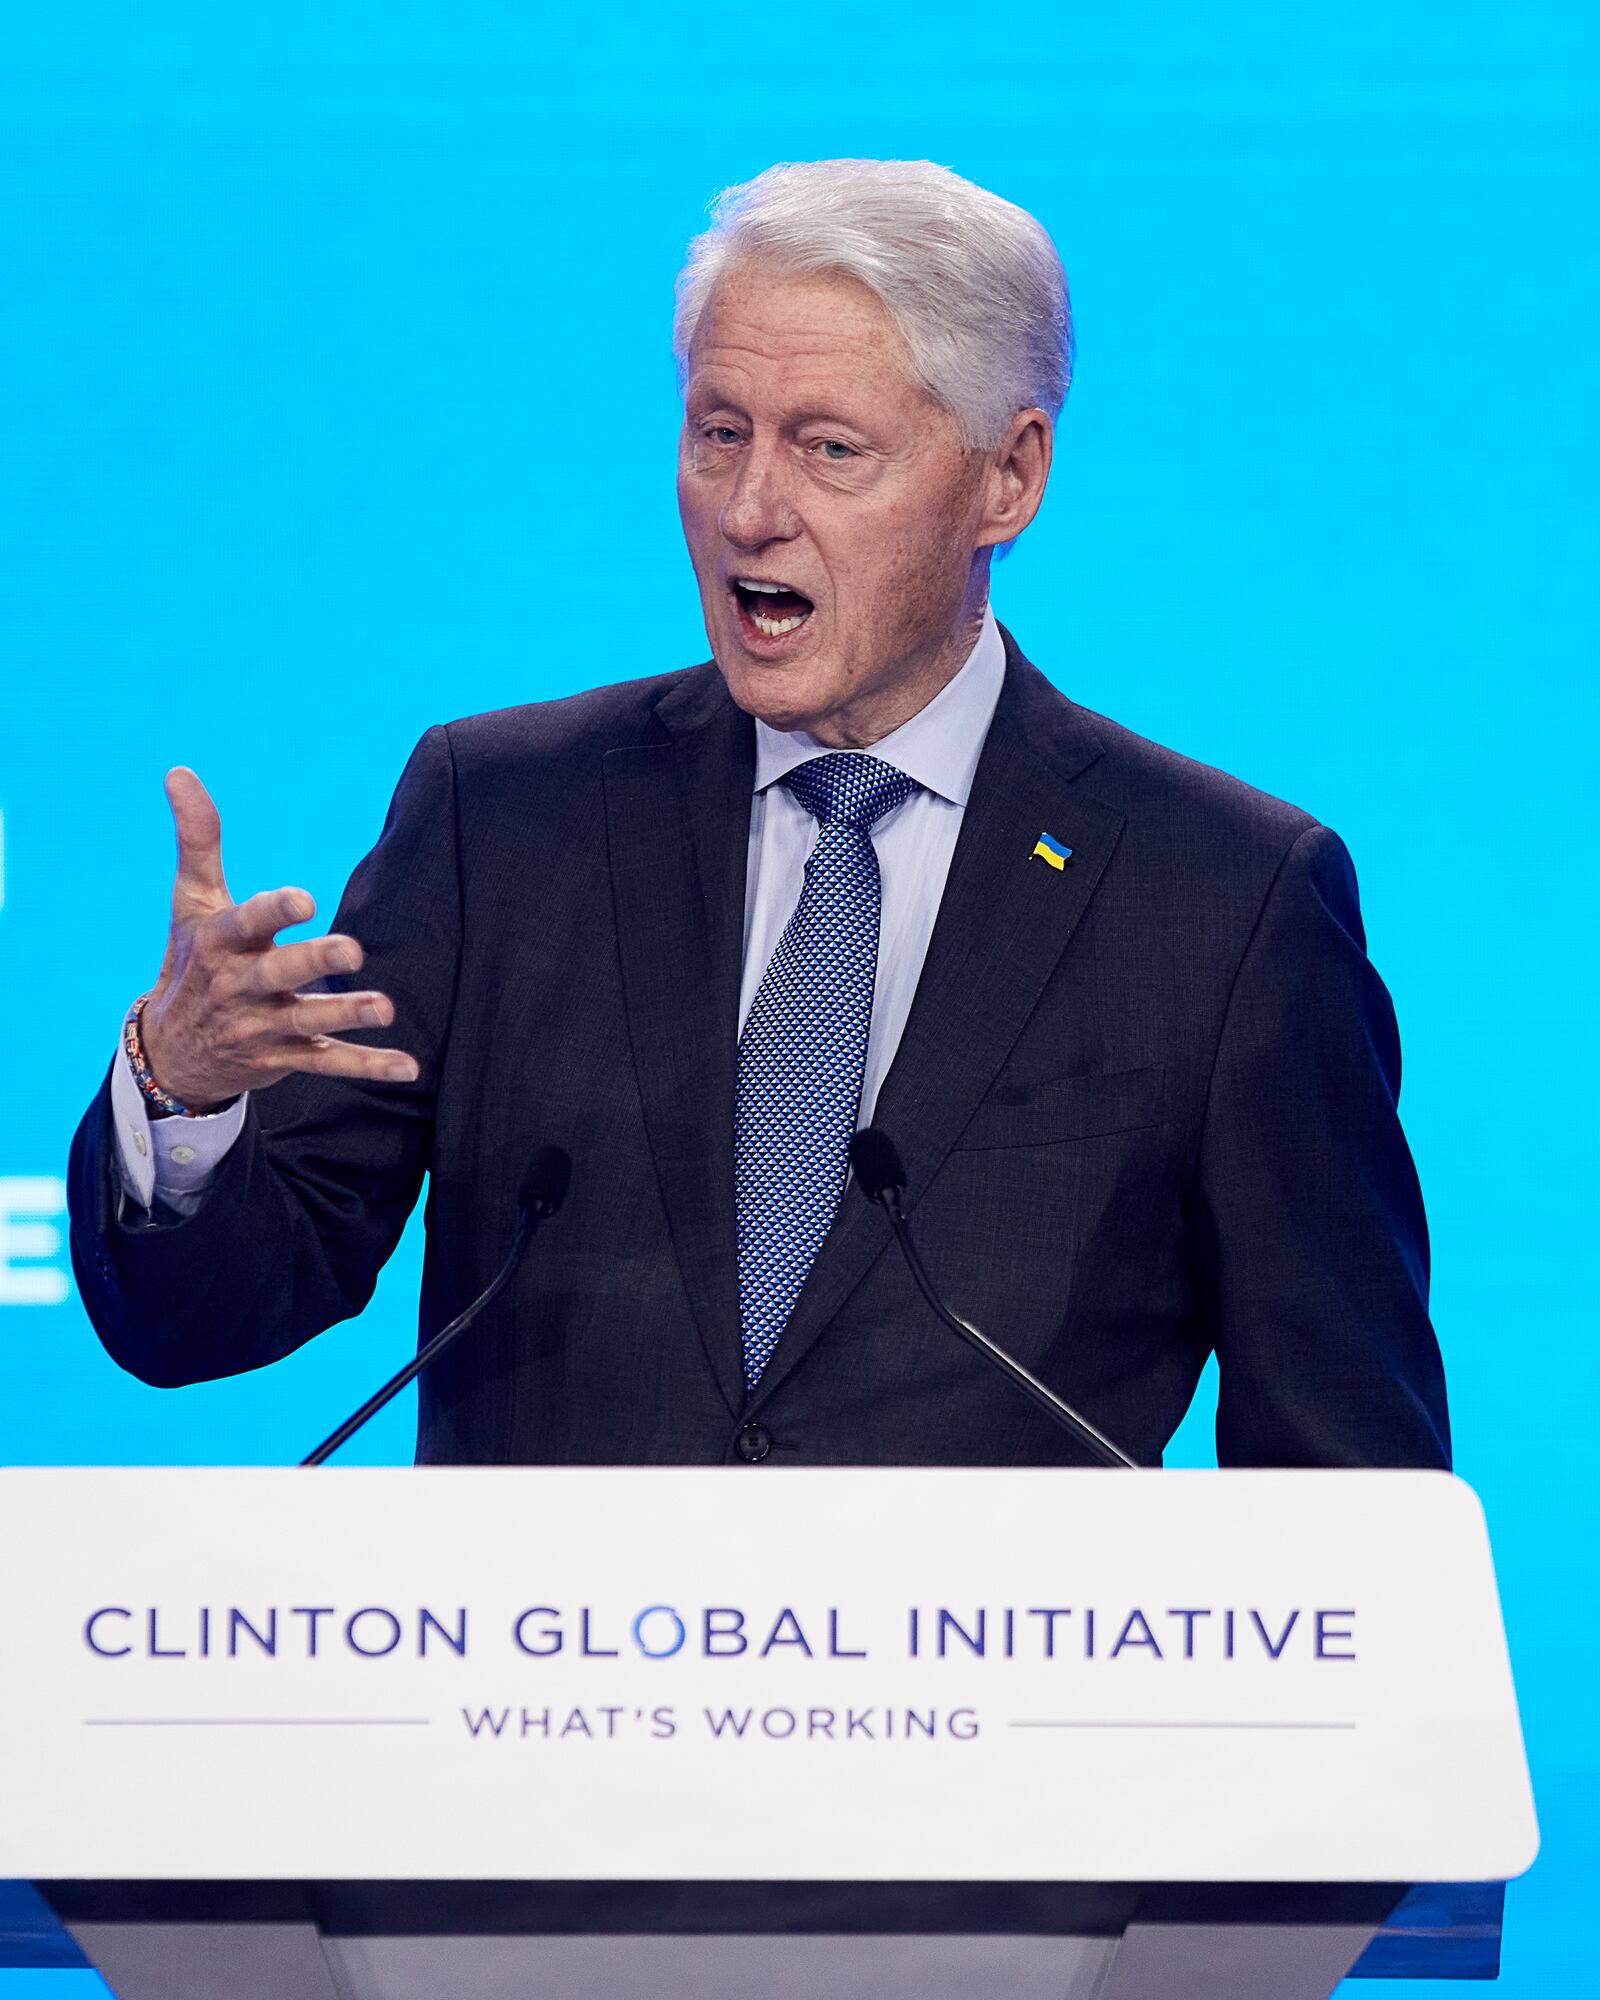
[69,628,1450,1469]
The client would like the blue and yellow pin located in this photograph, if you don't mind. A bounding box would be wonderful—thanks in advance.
[1030,831,1072,871]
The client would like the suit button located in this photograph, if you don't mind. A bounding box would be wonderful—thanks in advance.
[735,1424,772,1463]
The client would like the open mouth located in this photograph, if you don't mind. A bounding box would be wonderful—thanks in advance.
[730,576,815,644]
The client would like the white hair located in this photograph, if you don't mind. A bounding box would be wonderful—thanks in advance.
[673,158,1073,451]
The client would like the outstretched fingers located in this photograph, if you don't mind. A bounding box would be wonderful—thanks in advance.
[283,990,394,1038]
[276,1035,420,1085]
[230,931,362,995]
[216,886,319,954]
[150,769,420,1101]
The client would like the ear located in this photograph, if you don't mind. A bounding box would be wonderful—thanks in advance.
[973,409,1053,551]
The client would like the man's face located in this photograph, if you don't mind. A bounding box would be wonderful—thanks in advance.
[677,259,1002,747]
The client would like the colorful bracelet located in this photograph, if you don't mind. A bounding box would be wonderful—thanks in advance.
[122,992,193,1119]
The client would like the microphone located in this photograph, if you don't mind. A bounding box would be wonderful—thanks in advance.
[849,1128,1138,1469]
[300,1145,572,1466]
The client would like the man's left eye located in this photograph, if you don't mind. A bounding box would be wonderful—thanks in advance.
[814,439,856,461]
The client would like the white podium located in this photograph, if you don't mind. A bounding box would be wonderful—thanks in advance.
[0,1467,1537,1997]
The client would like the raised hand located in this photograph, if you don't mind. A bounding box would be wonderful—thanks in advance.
[138,768,421,1114]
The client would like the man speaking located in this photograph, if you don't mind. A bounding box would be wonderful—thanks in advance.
[68,159,1449,1471]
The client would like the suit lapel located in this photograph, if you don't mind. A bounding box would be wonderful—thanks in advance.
[604,668,752,1418]
[745,631,1126,1413]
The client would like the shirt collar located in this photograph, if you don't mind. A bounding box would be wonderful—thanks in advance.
[752,601,1006,808]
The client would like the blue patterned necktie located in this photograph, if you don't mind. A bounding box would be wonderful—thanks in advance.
[735,752,921,1390]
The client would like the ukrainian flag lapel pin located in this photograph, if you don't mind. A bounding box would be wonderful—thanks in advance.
[1030,831,1072,871]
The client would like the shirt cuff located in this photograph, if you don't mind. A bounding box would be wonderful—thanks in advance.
[110,1025,250,1212]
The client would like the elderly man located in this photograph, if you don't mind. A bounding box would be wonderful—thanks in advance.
[69,160,1449,1470]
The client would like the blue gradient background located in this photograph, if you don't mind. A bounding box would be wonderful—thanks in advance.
[0,7,1592,1991]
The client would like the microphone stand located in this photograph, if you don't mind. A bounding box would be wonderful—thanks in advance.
[866,1178,1138,1470]
[300,1221,536,1466]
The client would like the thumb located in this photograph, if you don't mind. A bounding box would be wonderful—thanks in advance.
[166,767,231,912]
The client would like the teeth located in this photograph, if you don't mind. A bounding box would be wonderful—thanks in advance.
[737,578,788,594]
[752,611,807,636]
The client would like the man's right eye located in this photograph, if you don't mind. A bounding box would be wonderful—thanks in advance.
[703,426,742,446]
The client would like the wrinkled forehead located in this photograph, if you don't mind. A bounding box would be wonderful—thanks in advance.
[683,261,932,422]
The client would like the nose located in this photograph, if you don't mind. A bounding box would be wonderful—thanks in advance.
[717,436,802,551]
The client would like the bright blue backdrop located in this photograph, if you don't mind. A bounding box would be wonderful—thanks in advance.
[1,6,1592,1991]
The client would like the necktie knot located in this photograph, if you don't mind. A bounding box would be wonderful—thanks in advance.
[782,753,919,834]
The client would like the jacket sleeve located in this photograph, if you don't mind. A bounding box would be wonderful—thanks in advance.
[68,724,461,1388]
[1191,823,1451,1468]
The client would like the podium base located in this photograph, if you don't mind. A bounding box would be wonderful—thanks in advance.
[61,1924,1390,2000]
[45,1879,1410,2000]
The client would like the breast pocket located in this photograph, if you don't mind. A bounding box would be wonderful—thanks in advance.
[954,1063,1165,1151]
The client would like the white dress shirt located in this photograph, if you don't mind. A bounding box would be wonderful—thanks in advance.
[111,1023,249,1216]
[112,602,1008,1217]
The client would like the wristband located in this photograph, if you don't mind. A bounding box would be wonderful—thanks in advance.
[122,992,195,1120]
